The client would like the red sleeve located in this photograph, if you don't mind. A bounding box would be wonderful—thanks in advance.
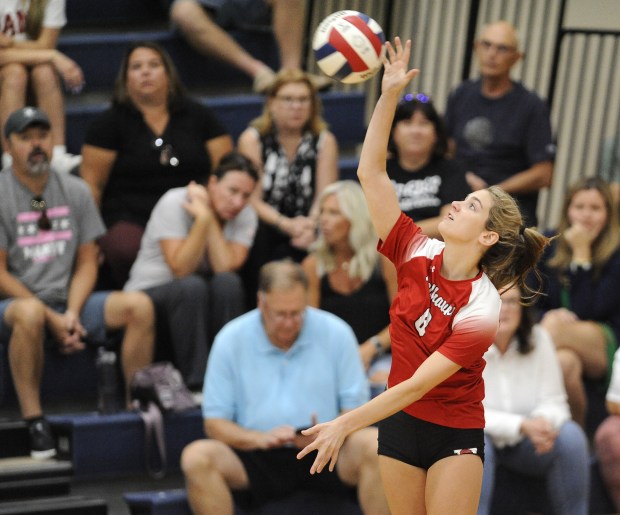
[378,213,426,268]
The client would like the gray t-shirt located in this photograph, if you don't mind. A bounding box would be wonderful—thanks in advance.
[0,170,106,304]
[124,186,258,291]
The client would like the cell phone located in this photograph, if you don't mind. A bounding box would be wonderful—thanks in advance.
[295,426,310,435]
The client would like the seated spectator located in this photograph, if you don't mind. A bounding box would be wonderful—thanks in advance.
[594,347,620,512]
[180,260,388,515]
[479,285,590,515]
[80,41,233,289]
[169,0,332,93]
[0,107,155,459]
[537,176,620,428]
[0,0,84,173]
[443,20,555,227]
[302,181,396,384]
[124,151,258,388]
[238,69,338,304]
[388,93,470,238]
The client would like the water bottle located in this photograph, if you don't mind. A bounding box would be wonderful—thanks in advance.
[96,347,120,414]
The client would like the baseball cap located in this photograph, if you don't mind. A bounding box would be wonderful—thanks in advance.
[4,107,51,140]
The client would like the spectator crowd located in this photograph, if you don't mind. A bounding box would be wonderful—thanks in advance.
[1,2,620,514]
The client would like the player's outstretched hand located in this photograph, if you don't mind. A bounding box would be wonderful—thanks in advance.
[296,418,348,474]
[381,37,419,97]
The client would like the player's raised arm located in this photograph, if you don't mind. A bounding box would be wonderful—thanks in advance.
[357,37,419,242]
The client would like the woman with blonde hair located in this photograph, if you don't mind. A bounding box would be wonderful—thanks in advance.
[297,38,550,515]
[538,176,620,428]
[0,0,84,172]
[303,180,396,384]
[238,68,338,304]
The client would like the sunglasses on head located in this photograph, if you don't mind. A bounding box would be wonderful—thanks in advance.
[153,137,180,167]
[400,92,432,104]
[31,196,51,231]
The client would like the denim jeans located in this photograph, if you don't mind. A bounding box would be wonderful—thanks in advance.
[478,420,590,515]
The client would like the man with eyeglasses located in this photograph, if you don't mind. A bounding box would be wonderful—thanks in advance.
[0,107,156,459]
[444,20,556,227]
[181,260,388,515]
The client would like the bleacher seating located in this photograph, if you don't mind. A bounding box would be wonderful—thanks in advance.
[0,1,614,513]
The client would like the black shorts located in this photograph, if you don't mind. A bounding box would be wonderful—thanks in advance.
[378,411,484,470]
[234,447,349,506]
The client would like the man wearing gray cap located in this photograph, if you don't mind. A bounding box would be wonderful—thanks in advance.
[0,107,156,459]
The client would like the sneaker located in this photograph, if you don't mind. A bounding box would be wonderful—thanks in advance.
[28,417,57,460]
[252,67,277,94]
[51,150,82,175]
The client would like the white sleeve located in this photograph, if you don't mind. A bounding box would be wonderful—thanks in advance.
[43,0,67,29]
[528,326,571,429]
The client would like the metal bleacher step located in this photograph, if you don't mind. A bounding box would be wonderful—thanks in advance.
[0,495,107,515]
[0,421,29,460]
[63,90,367,157]
[123,487,363,515]
[58,26,278,93]
[0,456,72,502]
[49,409,203,479]
[66,0,168,28]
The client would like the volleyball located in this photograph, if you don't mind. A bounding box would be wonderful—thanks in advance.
[312,10,386,84]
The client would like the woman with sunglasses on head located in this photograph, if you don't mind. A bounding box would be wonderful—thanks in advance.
[297,38,550,515]
[238,69,338,306]
[388,93,470,238]
[80,41,233,289]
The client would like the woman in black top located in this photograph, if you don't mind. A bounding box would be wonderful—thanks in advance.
[387,93,470,238]
[302,180,396,384]
[80,41,233,288]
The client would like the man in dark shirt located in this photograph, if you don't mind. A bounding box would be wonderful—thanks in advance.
[444,20,555,227]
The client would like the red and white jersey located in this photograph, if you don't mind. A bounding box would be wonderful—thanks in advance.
[379,213,500,428]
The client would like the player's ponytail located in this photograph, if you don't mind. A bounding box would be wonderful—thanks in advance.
[480,186,551,301]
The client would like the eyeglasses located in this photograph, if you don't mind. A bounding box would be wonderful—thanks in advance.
[270,310,305,323]
[31,196,51,231]
[400,92,431,104]
[477,39,517,55]
[153,138,179,167]
[275,95,312,107]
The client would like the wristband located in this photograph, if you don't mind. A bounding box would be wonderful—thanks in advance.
[370,336,383,355]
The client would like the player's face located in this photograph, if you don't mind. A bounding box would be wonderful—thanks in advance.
[7,126,53,177]
[475,23,521,80]
[126,47,169,101]
[318,194,351,247]
[438,189,495,243]
[567,188,608,239]
[391,110,437,160]
[258,285,307,350]
[496,286,522,343]
[208,171,255,221]
[270,82,313,131]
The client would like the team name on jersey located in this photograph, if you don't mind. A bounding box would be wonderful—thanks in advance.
[426,277,456,316]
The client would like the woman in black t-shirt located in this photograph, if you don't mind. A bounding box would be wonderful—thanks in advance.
[80,41,233,288]
[387,93,470,238]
